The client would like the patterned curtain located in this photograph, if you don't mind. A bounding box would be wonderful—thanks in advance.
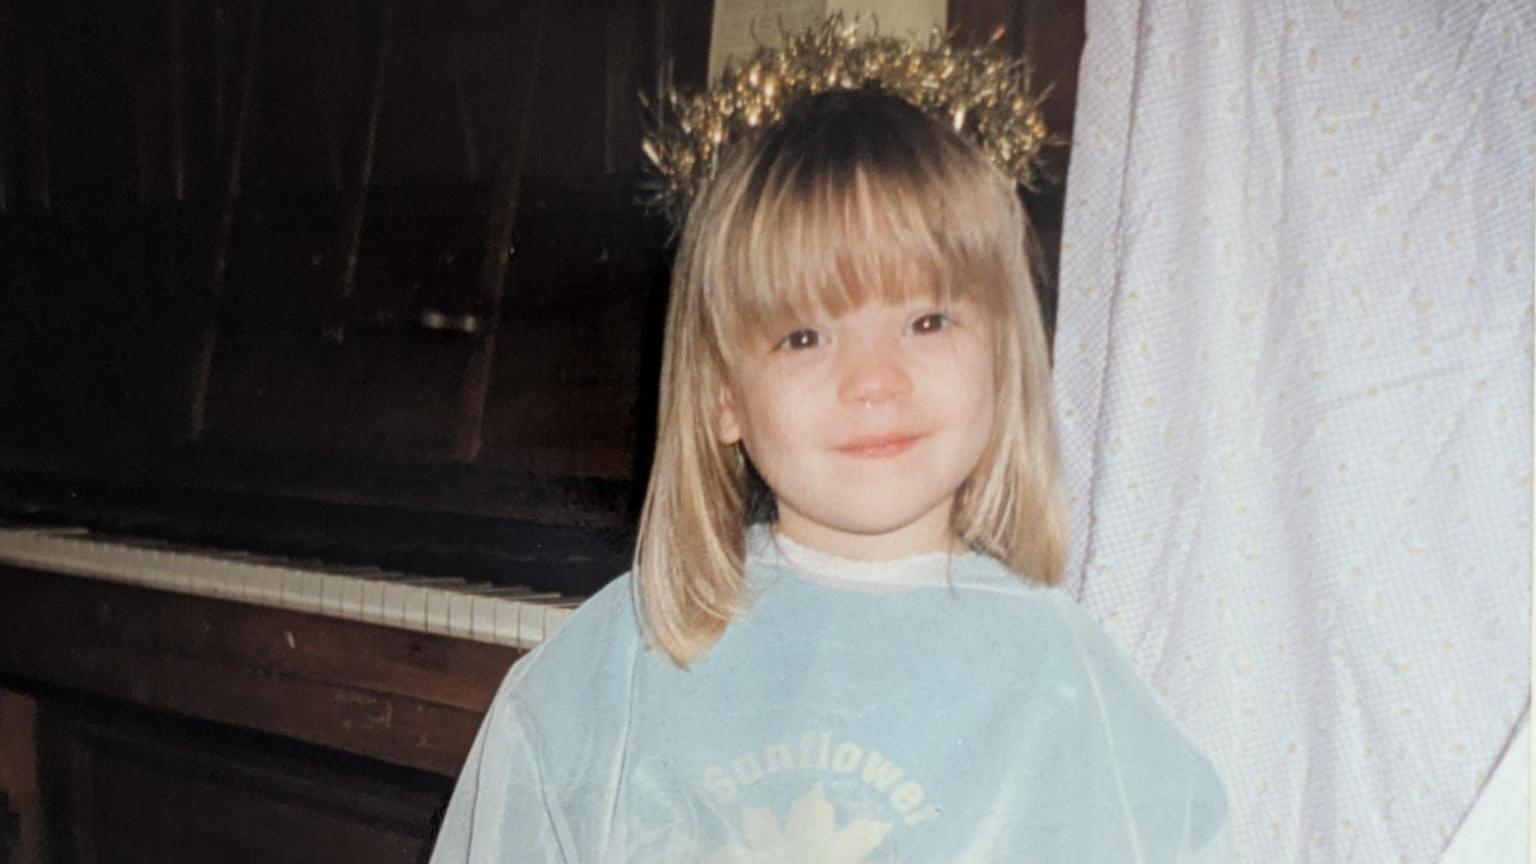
[1052,2,1533,861]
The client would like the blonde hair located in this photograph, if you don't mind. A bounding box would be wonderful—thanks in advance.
[635,89,1066,666]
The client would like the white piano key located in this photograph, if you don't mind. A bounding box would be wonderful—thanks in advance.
[200,554,237,599]
[81,543,118,582]
[106,544,147,585]
[425,589,452,634]
[340,576,365,619]
[321,575,347,615]
[295,570,325,612]
[137,548,174,589]
[470,594,499,641]
[230,571,261,600]
[447,590,476,638]
[544,602,580,638]
[197,552,237,599]
[493,598,521,645]
[382,581,410,626]
[191,557,229,597]
[402,585,429,631]
[527,596,579,644]
[360,579,387,622]
[516,602,538,644]
[251,566,284,605]
[517,601,552,645]
[281,569,304,610]
[156,548,202,594]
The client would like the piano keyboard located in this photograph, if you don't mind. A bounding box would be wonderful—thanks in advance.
[0,525,587,649]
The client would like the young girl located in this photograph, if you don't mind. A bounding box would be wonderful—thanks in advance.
[431,88,1229,863]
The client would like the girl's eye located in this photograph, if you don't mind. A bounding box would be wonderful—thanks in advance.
[776,329,823,351]
[911,312,952,334]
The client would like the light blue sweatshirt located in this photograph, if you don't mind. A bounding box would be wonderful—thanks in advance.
[431,527,1230,863]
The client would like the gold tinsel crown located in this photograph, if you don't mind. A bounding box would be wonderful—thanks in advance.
[642,14,1054,228]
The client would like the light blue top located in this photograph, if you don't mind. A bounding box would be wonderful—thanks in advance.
[431,528,1231,863]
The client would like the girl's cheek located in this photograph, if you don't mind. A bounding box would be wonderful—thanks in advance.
[762,355,826,393]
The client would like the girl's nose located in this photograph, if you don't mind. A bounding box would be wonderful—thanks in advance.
[837,348,913,406]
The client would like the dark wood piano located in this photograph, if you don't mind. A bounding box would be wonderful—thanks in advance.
[0,0,1079,860]
[0,486,629,863]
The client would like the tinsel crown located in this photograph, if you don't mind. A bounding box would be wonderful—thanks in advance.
[642,14,1054,228]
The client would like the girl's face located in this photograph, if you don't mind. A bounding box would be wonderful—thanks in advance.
[716,296,996,560]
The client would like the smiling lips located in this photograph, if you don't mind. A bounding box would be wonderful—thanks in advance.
[834,433,925,459]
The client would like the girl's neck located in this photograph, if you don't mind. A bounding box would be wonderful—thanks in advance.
[750,525,969,591]
[772,509,965,562]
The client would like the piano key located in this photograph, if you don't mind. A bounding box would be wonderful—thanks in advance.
[471,593,499,641]
[321,575,347,615]
[381,580,409,626]
[0,526,593,650]
[340,576,365,619]
[493,597,521,646]
[280,569,305,609]
[360,579,387,622]
[447,591,474,637]
[425,589,453,635]
[407,585,435,631]
[295,570,325,613]
[251,565,285,605]
[544,602,580,639]
[517,596,572,644]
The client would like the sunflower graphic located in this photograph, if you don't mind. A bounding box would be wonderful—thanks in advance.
[703,784,892,864]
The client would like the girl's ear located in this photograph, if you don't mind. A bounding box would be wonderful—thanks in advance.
[715,386,743,445]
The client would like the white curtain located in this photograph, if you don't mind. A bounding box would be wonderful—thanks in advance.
[1053,2,1533,862]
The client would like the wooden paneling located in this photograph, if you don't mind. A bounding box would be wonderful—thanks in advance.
[204,330,477,460]
[481,196,669,478]
[948,0,1084,181]
[0,688,41,864]
[0,202,207,453]
[0,0,692,522]
[36,697,449,864]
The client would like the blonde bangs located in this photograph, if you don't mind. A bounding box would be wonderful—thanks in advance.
[699,105,1022,357]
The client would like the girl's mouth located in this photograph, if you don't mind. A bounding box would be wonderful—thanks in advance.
[834,433,924,459]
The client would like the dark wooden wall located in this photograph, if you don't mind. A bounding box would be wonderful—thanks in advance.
[0,0,711,528]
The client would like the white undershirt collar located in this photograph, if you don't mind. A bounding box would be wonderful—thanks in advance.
[746,523,968,592]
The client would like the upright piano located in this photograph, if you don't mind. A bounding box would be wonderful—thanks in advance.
[0,502,629,864]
